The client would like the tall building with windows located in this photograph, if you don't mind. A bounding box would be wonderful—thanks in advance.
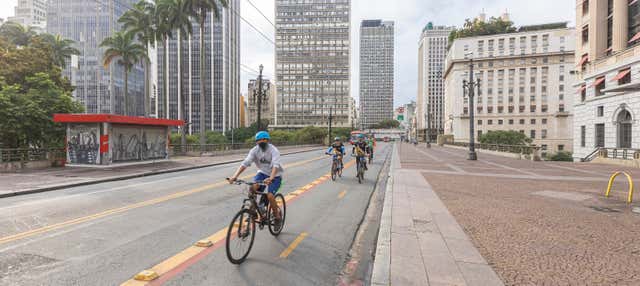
[47,0,145,116]
[156,0,241,133]
[9,0,47,30]
[573,0,640,161]
[359,20,394,129]
[274,0,351,128]
[417,23,454,139]
[444,26,576,155]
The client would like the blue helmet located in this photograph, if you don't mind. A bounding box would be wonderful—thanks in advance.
[255,131,270,141]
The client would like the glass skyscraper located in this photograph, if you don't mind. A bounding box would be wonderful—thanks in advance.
[156,0,241,133]
[47,0,145,116]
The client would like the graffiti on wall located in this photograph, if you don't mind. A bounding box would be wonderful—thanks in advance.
[68,125,100,164]
[112,126,167,162]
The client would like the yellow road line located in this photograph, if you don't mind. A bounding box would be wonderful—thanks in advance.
[279,232,308,258]
[0,156,324,246]
[120,159,357,285]
[338,190,347,199]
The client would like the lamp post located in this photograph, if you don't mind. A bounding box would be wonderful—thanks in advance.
[425,102,431,148]
[256,64,264,131]
[463,52,480,160]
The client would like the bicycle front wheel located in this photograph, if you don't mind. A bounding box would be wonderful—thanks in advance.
[226,209,256,264]
[331,161,337,181]
[268,194,286,236]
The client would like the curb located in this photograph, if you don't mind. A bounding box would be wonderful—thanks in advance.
[0,147,324,199]
[370,144,396,285]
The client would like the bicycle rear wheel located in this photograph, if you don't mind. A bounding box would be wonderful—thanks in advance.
[225,209,256,264]
[331,161,337,181]
[268,194,286,236]
[357,162,363,184]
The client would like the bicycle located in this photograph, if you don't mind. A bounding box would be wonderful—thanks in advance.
[225,179,287,264]
[352,154,366,184]
[368,149,373,164]
[327,152,343,181]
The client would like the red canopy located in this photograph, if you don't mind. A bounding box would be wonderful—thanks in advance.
[611,69,631,82]
[576,85,587,94]
[629,31,640,43]
[53,114,184,126]
[576,54,589,67]
[589,77,606,88]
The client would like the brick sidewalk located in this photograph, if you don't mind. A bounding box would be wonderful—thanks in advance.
[394,143,640,286]
[371,144,503,286]
[0,145,322,197]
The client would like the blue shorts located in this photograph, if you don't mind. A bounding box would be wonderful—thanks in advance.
[254,173,282,195]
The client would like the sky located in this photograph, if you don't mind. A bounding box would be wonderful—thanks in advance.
[1,0,576,107]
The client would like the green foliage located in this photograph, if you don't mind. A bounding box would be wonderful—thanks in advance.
[331,127,352,142]
[548,151,573,162]
[448,17,517,46]
[0,73,83,148]
[169,133,198,144]
[372,119,401,129]
[205,131,227,144]
[270,130,294,143]
[0,21,36,46]
[294,126,327,144]
[518,22,568,32]
[478,130,532,146]
[35,34,80,69]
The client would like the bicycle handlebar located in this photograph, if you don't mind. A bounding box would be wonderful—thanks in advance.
[226,178,268,187]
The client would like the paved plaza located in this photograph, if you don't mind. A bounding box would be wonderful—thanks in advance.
[397,143,640,285]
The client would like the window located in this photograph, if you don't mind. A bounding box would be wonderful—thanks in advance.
[488,119,493,125]
[582,25,589,45]
[478,119,483,125]
[478,130,483,138]
[616,68,632,85]
[541,129,547,139]
[582,0,589,16]
[559,104,565,112]
[498,119,504,125]
[580,84,587,102]
[542,118,547,124]
[595,123,605,147]
[558,145,565,151]
[509,119,514,125]
[597,106,604,117]
[530,130,536,139]
[629,1,640,45]
[581,125,586,147]
[520,119,525,124]
[531,119,536,124]
[595,76,606,96]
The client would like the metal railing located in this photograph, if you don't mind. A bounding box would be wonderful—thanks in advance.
[0,148,66,163]
[449,142,538,155]
[600,147,640,160]
[169,141,322,155]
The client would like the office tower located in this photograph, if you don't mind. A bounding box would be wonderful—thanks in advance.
[9,0,47,30]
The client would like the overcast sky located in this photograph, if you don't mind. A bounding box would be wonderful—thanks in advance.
[1,0,575,107]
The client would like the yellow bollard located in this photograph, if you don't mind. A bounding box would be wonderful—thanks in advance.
[605,171,634,203]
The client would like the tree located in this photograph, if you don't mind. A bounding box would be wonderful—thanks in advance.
[36,34,80,69]
[294,126,327,144]
[161,0,193,145]
[185,0,228,148]
[0,21,36,46]
[0,73,83,148]
[119,0,157,117]
[100,31,149,116]
[448,16,517,47]
[205,131,228,144]
[478,130,532,146]
[548,151,573,162]
[372,119,401,129]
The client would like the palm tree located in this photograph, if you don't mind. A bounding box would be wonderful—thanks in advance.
[166,0,193,146]
[0,21,37,47]
[119,0,156,117]
[185,0,228,148]
[37,34,80,68]
[100,31,149,116]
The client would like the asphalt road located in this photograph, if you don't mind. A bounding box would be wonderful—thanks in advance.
[0,143,392,286]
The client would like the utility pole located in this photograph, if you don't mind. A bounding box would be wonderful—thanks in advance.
[426,102,431,148]
[256,64,264,131]
[463,53,480,160]
[328,106,333,141]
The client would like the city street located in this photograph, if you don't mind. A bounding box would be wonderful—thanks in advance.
[0,144,392,286]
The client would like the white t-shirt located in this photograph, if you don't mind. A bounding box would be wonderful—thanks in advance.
[241,144,283,176]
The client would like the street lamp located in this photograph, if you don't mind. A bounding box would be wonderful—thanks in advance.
[463,52,480,161]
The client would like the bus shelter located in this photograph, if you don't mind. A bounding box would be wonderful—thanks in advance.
[53,114,183,165]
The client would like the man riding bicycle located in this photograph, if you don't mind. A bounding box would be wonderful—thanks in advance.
[366,135,376,160]
[352,134,369,171]
[228,131,283,222]
[326,137,345,170]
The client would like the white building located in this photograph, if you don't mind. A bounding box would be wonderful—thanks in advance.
[573,0,640,161]
[417,23,454,137]
[8,0,47,30]
[444,26,576,155]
